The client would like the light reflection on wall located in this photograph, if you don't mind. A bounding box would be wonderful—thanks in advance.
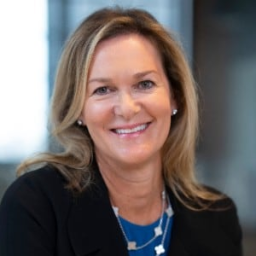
[0,0,48,161]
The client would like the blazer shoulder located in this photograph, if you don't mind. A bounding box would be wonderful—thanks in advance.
[0,165,70,256]
[0,165,72,213]
[203,188,243,255]
[169,186,243,256]
[202,185,236,209]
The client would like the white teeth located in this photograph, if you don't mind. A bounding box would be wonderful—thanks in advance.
[115,124,148,134]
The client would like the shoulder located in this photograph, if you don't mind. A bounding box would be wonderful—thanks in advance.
[168,184,237,212]
[173,185,241,227]
[203,188,242,243]
[2,165,66,200]
[0,166,69,254]
[0,164,106,215]
[169,186,243,255]
[0,165,73,218]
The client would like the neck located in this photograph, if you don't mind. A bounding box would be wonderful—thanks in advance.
[97,156,165,225]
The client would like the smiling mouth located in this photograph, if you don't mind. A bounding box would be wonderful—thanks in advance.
[112,123,150,135]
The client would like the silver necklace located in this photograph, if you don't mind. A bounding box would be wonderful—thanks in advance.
[112,191,173,256]
[154,202,173,255]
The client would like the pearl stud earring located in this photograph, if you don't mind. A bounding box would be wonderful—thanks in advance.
[77,119,83,126]
[172,109,178,116]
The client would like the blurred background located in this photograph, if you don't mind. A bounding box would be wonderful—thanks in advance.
[0,0,255,254]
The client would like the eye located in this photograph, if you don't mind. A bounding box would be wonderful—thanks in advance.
[138,80,155,90]
[93,86,111,95]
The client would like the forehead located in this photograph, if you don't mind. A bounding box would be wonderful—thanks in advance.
[89,34,163,71]
[97,33,158,53]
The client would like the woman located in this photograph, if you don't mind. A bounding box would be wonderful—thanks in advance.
[0,7,242,256]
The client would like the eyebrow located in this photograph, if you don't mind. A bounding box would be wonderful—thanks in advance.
[133,70,157,78]
[88,70,158,84]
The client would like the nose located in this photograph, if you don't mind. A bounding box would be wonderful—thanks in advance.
[113,92,141,120]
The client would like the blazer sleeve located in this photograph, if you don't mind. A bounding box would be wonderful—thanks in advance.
[0,173,56,256]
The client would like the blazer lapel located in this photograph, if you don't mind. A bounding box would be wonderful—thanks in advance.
[67,170,128,256]
[167,215,191,256]
[167,188,191,256]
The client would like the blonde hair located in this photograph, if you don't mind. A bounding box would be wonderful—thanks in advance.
[17,7,222,209]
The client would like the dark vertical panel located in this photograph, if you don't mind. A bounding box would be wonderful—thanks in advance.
[194,0,256,254]
[194,0,233,161]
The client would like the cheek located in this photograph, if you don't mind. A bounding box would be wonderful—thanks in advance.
[153,96,172,133]
[150,94,172,118]
[158,100,172,138]
[83,100,111,128]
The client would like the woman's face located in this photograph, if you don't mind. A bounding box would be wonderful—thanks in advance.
[81,34,176,167]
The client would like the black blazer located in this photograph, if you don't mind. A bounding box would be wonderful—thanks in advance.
[0,165,242,256]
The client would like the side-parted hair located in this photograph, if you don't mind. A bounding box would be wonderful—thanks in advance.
[17,7,221,209]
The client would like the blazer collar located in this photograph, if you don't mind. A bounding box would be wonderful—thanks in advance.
[67,166,190,256]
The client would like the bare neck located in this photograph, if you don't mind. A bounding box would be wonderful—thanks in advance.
[97,157,165,225]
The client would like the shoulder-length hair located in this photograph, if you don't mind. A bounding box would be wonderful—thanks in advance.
[18,7,221,209]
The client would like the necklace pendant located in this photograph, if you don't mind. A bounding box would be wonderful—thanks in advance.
[127,241,137,250]
[112,206,119,217]
[166,206,173,217]
[155,244,165,255]
[154,226,163,236]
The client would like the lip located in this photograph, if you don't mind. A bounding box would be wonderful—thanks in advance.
[111,122,151,135]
